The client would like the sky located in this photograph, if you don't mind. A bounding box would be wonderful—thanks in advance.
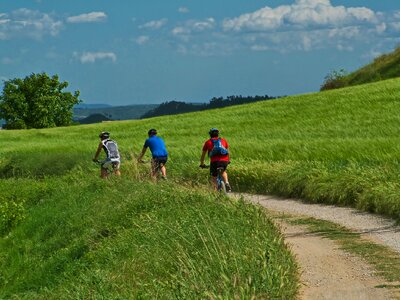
[0,0,399,106]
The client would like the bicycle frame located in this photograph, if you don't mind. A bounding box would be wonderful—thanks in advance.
[200,165,227,194]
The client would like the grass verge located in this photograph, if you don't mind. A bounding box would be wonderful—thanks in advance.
[0,175,299,299]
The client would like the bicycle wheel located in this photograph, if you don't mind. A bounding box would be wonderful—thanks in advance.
[218,179,227,194]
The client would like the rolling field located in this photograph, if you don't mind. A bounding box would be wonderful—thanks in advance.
[3,77,398,216]
[0,77,399,298]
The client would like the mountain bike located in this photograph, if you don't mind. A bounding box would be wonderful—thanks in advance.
[93,159,120,177]
[199,164,228,194]
[138,159,166,180]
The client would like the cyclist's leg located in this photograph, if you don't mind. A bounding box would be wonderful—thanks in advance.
[100,160,110,179]
[210,162,218,190]
[112,161,121,176]
[217,161,231,191]
[151,158,160,178]
[160,164,166,177]
[158,157,167,178]
[100,167,108,178]
[221,170,228,183]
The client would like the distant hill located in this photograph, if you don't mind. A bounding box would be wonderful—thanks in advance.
[141,95,277,119]
[321,47,400,91]
[74,103,112,109]
[78,113,111,124]
[73,104,157,121]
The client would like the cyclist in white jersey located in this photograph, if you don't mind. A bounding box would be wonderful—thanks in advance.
[93,131,121,178]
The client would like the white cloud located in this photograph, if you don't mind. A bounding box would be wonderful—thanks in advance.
[1,57,14,64]
[223,0,376,32]
[337,44,353,52]
[136,35,149,45]
[214,0,394,54]
[178,7,189,14]
[75,51,117,64]
[192,18,215,31]
[172,18,215,38]
[328,26,360,39]
[139,18,167,30]
[391,22,400,32]
[362,49,383,60]
[67,12,107,23]
[0,9,63,40]
[251,45,270,51]
[375,23,386,34]
[172,26,187,36]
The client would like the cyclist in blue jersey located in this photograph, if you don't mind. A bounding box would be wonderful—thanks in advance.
[137,129,168,179]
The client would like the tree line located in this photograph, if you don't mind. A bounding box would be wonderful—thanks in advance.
[0,72,279,129]
[140,95,278,119]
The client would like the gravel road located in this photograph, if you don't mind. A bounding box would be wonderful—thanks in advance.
[238,193,400,253]
[231,193,400,299]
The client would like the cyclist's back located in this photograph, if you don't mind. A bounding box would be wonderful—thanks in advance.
[144,135,168,158]
[200,128,231,192]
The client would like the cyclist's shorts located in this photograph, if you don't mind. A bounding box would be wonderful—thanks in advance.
[101,158,120,170]
[210,161,229,177]
[152,156,168,169]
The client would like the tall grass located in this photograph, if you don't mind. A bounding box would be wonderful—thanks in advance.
[0,175,297,299]
[1,77,400,297]
[2,79,400,218]
[0,79,400,217]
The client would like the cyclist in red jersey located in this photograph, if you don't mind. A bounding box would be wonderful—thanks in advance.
[200,128,231,192]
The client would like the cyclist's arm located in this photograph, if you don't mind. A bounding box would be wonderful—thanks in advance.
[93,143,102,161]
[137,146,147,162]
[200,150,207,166]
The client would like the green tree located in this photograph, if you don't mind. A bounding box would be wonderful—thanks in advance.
[0,73,81,129]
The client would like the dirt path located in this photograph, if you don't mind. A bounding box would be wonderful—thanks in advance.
[233,193,400,300]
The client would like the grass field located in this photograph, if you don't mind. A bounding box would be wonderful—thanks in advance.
[1,77,399,297]
[3,78,399,216]
[0,176,297,298]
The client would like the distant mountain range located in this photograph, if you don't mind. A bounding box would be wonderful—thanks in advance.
[74,103,113,109]
[73,104,158,122]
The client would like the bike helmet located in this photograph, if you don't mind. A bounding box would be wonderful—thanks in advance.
[99,131,110,139]
[209,128,219,137]
[148,128,157,136]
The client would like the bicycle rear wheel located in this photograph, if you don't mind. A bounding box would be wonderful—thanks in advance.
[218,179,227,194]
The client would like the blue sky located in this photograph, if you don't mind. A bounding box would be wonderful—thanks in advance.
[1,0,399,105]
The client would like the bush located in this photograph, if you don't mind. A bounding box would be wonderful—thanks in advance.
[320,69,348,91]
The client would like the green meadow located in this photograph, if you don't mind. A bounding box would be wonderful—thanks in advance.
[1,77,400,298]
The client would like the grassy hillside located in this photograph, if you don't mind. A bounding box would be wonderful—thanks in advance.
[346,47,400,85]
[321,47,400,90]
[0,106,300,295]
[1,78,400,218]
[0,176,297,298]
[1,77,400,297]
